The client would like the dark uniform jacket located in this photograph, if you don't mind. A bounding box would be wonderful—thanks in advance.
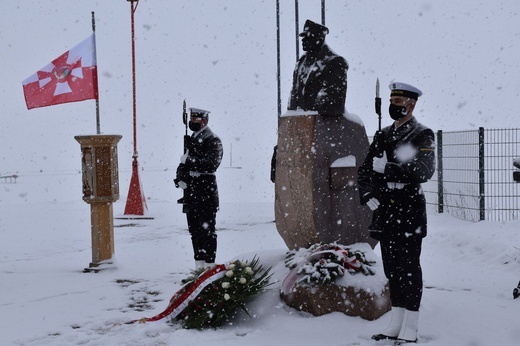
[358,117,435,240]
[180,126,223,214]
[287,44,348,116]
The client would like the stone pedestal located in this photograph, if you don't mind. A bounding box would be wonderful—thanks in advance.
[89,202,115,267]
[280,243,391,320]
[281,282,391,320]
[274,113,376,250]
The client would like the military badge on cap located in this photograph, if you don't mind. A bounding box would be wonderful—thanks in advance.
[389,82,423,100]
[189,108,210,118]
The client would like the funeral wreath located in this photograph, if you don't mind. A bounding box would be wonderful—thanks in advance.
[285,243,375,286]
[174,256,273,329]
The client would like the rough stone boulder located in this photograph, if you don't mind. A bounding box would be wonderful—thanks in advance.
[280,242,391,320]
[280,281,391,321]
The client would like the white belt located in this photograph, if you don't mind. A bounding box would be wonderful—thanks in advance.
[387,182,406,189]
[189,171,215,177]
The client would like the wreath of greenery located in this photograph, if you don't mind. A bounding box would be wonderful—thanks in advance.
[285,243,375,286]
[173,256,273,329]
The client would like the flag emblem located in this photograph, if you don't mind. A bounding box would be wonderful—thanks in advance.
[54,65,71,82]
[22,34,99,110]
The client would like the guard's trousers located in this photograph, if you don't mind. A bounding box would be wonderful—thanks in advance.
[186,210,217,263]
[380,235,423,311]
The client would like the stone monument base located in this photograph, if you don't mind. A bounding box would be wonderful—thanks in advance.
[280,242,391,320]
[275,112,376,250]
[280,282,391,321]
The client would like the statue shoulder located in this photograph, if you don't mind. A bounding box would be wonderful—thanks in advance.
[321,45,348,69]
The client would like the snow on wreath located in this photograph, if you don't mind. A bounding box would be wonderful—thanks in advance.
[126,256,273,329]
[285,243,375,286]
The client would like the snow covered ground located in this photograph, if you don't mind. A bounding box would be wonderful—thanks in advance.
[1,169,520,346]
[2,1,520,345]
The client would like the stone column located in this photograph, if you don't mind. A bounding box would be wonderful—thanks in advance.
[274,113,376,250]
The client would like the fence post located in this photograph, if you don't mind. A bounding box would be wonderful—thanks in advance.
[437,130,443,213]
[479,127,485,221]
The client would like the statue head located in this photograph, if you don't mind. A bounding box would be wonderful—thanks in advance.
[299,19,328,52]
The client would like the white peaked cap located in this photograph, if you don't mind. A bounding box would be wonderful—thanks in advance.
[389,82,423,100]
[189,108,210,118]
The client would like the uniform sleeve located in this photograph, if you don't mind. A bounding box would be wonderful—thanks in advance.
[384,129,436,183]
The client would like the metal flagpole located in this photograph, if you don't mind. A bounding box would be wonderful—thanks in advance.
[276,0,281,118]
[321,0,326,25]
[294,0,299,61]
[123,0,148,216]
[91,11,101,134]
[130,0,138,159]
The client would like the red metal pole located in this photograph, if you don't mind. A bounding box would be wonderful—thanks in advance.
[124,0,147,216]
[130,0,138,157]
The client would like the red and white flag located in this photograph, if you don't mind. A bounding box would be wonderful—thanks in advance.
[22,34,99,110]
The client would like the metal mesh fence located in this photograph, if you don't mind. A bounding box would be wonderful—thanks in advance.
[423,128,520,222]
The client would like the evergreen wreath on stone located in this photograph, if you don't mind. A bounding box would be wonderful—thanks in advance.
[285,243,375,286]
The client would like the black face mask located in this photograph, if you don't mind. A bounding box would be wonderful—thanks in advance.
[389,103,408,120]
[189,121,202,132]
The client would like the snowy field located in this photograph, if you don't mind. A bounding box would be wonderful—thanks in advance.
[1,169,520,346]
[2,1,520,345]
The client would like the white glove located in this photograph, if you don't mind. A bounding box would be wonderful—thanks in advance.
[178,181,188,189]
[180,150,189,164]
[366,197,380,211]
[372,152,387,174]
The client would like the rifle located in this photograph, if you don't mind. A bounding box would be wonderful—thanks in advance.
[174,100,190,204]
[368,78,385,232]
[373,78,384,155]
[375,78,382,131]
[182,99,190,153]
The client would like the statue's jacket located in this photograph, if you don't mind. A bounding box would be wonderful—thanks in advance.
[288,43,348,116]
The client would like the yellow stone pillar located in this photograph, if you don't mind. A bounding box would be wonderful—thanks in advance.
[89,202,115,265]
[74,134,122,272]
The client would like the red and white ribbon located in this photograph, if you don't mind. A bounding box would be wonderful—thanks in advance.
[127,264,227,324]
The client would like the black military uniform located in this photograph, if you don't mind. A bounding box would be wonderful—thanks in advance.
[287,19,348,116]
[176,108,223,269]
[358,82,435,343]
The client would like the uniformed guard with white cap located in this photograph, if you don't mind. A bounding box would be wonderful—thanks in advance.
[389,82,423,101]
[358,82,436,344]
[175,107,223,270]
